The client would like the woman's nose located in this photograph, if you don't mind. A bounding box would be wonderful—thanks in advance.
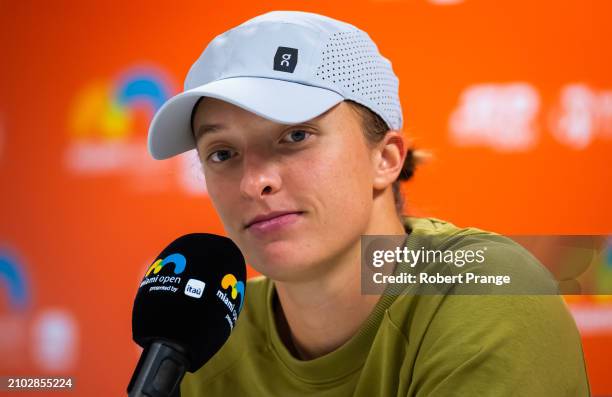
[239,152,282,200]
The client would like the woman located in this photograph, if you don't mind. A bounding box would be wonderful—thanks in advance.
[148,10,590,396]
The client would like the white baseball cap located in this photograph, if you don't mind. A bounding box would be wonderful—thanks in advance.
[148,10,402,160]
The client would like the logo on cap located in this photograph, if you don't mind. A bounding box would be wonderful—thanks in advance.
[273,47,298,73]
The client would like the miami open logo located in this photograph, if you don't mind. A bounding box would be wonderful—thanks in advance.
[140,253,186,293]
[65,65,172,175]
[64,65,209,196]
[216,274,245,330]
[146,253,186,276]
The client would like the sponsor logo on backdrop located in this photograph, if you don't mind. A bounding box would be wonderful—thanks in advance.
[568,238,612,335]
[449,82,612,151]
[0,251,30,311]
[65,65,171,173]
[32,309,78,371]
[549,84,612,149]
[597,237,612,296]
[449,83,540,151]
[65,64,209,195]
[0,248,78,371]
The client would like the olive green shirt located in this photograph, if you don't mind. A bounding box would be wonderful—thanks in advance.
[181,217,590,396]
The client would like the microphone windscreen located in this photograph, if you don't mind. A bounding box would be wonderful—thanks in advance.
[132,233,247,372]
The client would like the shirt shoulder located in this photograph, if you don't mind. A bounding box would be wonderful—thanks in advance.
[388,217,590,395]
[403,216,559,294]
[388,293,590,396]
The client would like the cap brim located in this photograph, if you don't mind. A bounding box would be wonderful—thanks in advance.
[147,76,344,160]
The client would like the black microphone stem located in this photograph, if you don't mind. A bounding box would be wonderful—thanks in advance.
[128,340,190,397]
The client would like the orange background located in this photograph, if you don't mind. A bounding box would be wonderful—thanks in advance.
[0,0,611,395]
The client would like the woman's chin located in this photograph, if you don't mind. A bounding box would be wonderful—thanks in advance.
[250,250,314,281]
[248,239,298,260]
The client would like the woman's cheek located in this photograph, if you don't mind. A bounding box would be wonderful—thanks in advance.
[203,171,234,219]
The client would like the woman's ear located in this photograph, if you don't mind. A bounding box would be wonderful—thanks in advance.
[372,131,406,190]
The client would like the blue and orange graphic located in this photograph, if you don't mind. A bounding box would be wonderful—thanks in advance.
[0,250,30,311]
[595,237,612,301]
[69,65,173,140]
[221,274,245,312]
[146,253,186,277]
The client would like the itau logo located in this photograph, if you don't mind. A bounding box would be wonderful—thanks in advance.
[274,47,298,73]
[184,279,205,299]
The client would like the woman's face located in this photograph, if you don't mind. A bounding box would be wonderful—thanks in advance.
[192,97,376,283]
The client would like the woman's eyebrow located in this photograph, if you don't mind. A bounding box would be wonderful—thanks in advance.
[194,123,226,141]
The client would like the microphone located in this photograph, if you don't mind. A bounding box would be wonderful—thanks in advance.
[127,233,247,397]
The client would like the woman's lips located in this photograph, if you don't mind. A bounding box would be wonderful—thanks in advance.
[246,212,303,236]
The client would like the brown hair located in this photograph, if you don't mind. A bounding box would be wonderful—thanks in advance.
[344,99,423,218]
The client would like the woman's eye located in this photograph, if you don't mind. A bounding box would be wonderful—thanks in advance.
[208,149,235,163]
[282,129,311,143]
